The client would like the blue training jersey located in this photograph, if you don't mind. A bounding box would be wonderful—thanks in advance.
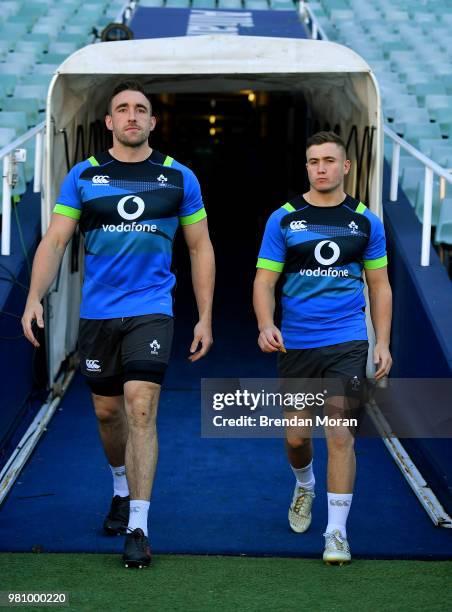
[54,150,207,319]
[257,194,388,349]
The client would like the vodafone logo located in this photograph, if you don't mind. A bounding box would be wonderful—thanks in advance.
[314,240,340,266]
[117,195,145,221]
[92,175,109,185]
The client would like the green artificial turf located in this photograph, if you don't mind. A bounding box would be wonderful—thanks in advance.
[1,554,451,612]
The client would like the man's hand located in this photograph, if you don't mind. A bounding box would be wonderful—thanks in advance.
[373,342,392,380]
[22,299,44,348]
[189,320,213,362]
[258,325,286,353]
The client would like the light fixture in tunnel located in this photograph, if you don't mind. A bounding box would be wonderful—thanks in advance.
[248,92,256,102]
[209,115,216,125]
[209,127,216,136]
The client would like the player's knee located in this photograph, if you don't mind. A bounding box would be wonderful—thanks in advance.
[93,395,123,423]
[125,385,159,427]
[286,435,310,450]
[326,430,355,453]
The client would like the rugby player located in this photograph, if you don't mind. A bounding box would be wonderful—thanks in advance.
[22,81,215,568]
[253,131,392,564]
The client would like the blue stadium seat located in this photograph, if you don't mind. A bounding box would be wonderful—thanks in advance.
[138,0,165,5]
[1,98,39,128]
[13,84,48,110]
[415,179,442,227]
[401,166,423,207]
[218,0,243,8]
[0,127,17,147]
[435,198,452,246]
[0,111,28,136]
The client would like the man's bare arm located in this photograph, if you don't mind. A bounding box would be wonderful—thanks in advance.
[253,268,285,353]
[365,266,393,380]
[182,218,215,362]
[22,214,78,347]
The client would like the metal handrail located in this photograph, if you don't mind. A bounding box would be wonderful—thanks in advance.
[385,125,452,266]
[1,121,46,256]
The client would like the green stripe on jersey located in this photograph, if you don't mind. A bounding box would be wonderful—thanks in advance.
[364,255,388,269]
[88,156,99,167]
[282,202,296,213]
[179,207,207,226]
[53,203,81,220]
[163,156,174,167]
[355,202,367,214]
[257,258,284,272]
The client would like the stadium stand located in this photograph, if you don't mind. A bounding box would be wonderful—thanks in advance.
[306,0,452,262]
[0,0,451,251]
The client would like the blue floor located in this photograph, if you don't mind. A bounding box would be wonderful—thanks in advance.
[0,318,451,559]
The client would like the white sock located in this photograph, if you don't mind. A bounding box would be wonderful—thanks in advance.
[128,500,150,537]
[291,460,315,491]
[109,465,129,498]
[326,492,353,538]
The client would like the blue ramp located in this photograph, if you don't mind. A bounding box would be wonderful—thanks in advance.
[0,325,451,558]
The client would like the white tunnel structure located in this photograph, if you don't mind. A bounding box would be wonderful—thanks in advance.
[43,35,383,382]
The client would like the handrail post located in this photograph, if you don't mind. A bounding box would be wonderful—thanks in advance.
[1,155,12,256]
[33,129,44,193]
[390,141,400,201]
[421,167,433,266]
[312,21,318,39]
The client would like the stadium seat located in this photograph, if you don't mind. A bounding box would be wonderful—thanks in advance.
[218,0,243,8]
[413,82,448,105]
[192,0,217,7]
[418,139,452,158]
[430,107,452,124]
[435,198,452,246]
[414,180,442,227]
[138,0,165,5]
[19,40,47,55]
[32,63,59,76]
[244,0,269,8]
[411,11,437,25]
[400,166,423,207]
[1,98,39,128]
[0,23,29,38]
[22,74,52,87]
[0,127,17,147]
[39,52,70,65]
[0,74,18,96]
[430,146,452,167]
[424,95,452,110]
[271,1,296,10]
[401,122,442,145]
[0,111,28,136]
[391,107,431,125]
[23,32,51,46]
[13,85,48,110]
[48,41,80,55]
[165,0,190,7]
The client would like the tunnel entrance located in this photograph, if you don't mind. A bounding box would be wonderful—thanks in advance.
[44,35,382,380]
[150,90,310,329]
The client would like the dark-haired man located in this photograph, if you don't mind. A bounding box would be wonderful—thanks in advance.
[22,81,215,568]
[253,131,392,564]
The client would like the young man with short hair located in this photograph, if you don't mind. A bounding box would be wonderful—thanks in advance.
[253,131,392,563]
[22,81,215,568]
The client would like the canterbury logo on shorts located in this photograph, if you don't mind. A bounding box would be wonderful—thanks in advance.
[86,359,101,372]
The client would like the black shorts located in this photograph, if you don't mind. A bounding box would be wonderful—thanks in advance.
[277,340,369,411]
[78,314,174,396]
